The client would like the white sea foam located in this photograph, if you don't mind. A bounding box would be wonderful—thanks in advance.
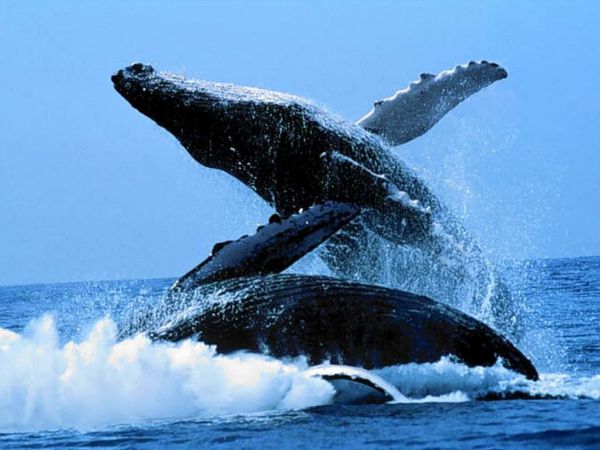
[0,316,334,432]
[1,316,598,432]
[376,357,600,401]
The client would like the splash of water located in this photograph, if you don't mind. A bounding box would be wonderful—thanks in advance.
[0,316,334,432]
[1,316,597,432]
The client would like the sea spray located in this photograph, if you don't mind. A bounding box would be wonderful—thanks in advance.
[376,358,600,401]
[0,316,334,431]
[2,315,599,432]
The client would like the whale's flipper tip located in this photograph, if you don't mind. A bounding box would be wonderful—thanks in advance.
[356,59,508,147]
[304,364,405,404]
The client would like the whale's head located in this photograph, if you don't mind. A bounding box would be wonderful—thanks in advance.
[112,62,321,203]
[112,63,224,166]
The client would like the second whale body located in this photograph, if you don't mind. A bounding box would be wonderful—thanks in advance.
[152,273,538,381]
[125,203,538,382]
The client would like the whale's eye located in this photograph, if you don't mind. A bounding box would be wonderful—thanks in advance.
[269,214,282,224]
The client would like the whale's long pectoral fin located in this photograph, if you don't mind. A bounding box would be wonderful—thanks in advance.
[356,61,508,146]
[170,202,360,292]
[304,364,405,404]
[320,151,432,244]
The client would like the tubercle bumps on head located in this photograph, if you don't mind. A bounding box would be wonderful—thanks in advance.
[128,62,155,76]
[211,240,233,256]
[111,63,156,87]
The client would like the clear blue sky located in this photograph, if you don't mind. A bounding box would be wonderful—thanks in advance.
[1,0,599,286]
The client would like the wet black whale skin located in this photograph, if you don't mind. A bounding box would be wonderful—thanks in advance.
[111,63,435,245]
[151,274,539,381]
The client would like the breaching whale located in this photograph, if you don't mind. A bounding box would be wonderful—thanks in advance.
[124,203,538,382]
[112,61,519,338]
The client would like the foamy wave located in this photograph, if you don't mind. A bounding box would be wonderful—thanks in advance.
[376,358,600,401]
[1,316,598,432]
[0,316,334,431]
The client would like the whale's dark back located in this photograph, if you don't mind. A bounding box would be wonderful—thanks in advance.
[151,274,538,380]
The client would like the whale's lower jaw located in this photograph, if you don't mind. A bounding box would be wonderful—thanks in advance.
[148,274,538,381]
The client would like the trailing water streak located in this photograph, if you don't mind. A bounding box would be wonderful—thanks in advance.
[305,364,405,403]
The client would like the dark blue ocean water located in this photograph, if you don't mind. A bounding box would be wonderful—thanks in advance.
[0,257,599,449]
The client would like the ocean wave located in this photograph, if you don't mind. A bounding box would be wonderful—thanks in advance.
[376,358,600,401]
[0,316,598,432]
[0,316,333,431]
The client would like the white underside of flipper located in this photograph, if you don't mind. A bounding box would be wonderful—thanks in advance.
[356,60,507,146]
[304,364,405,403]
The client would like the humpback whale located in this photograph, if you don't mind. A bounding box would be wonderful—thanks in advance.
[111,61,519,338]
[125,203,538,382]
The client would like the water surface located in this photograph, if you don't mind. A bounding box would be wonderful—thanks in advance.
[0,257,599,449]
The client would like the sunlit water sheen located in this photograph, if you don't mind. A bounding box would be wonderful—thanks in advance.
[0,257,599,449]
